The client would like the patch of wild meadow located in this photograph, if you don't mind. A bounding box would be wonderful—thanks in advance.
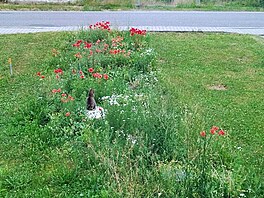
[0,26,263,197]
[1,0,263,11]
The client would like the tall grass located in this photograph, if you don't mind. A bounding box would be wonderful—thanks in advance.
[201,0,264,7]
[83,0,264,7]
[81,0,264,10]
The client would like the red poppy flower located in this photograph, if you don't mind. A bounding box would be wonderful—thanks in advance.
[41,75,45,79]
[37,72,41,76]
[88,68,94,73]
[84,42,92,49]
[61,93,67,97]
[52,89,57,93]
[68,95,74,101]
[104,43,109,49]
[80,75,85,79]
[72,40,82,47]
[200,131,206,137]
[130,27,147,36]
[65,112,70,117]
[210,126,219,135]
[218,130,225,136]
[54,68,63,75]
[109,50,119,55]
[93,73,99,78]
[103,74,109,80]
[89,21,111,31]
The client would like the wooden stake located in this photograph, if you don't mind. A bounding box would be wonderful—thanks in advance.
[8,58,13,76]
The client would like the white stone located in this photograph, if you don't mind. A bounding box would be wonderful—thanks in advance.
[86,106,105,119]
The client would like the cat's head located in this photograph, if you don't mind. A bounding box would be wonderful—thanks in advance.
[89,89,94,97]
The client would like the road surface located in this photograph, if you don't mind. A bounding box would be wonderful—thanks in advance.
[0,11,264,35]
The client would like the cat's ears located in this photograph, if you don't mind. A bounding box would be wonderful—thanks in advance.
[88,89,95,95]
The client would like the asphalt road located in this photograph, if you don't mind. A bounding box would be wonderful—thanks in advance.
[0,11,264,35]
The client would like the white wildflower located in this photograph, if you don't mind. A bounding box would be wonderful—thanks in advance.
[127,134,137,145]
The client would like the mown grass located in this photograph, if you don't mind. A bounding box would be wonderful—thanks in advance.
[151,33,264,193]
[0,30,263,197]
[0,32,69,196]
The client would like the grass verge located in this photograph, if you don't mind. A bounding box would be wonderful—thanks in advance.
[0,2,83,11]
[0,1,263,11]
[0,29,263,197]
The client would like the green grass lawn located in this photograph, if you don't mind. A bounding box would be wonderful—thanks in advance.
[152,33,264,149]
[151,33,264,191]
[0,31,263,197]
